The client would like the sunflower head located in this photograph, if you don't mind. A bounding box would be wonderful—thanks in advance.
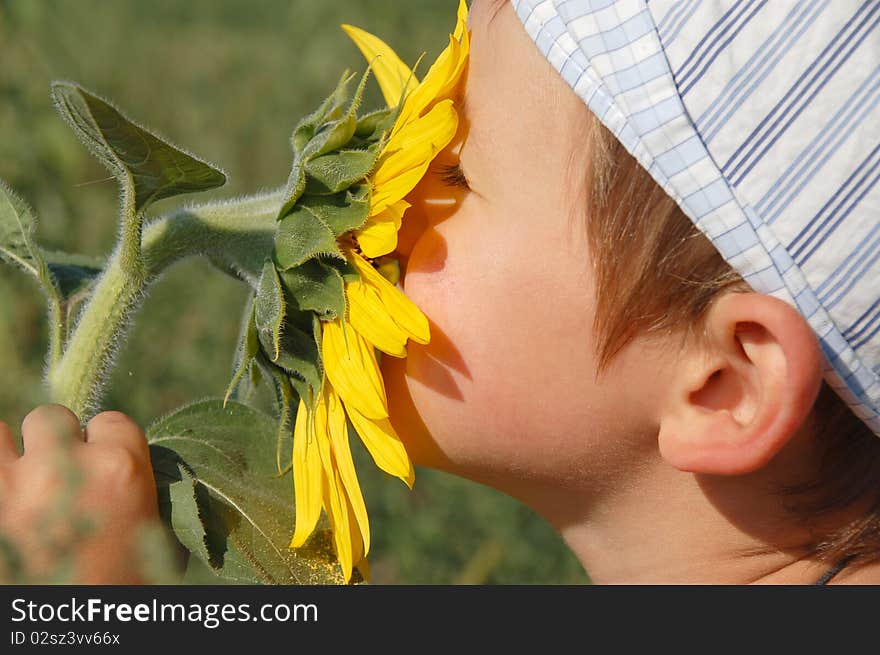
[224,0,469,582]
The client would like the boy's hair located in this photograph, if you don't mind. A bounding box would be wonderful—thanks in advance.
[580,111,880,566]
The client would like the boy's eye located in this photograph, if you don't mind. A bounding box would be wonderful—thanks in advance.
[437,163,470,190]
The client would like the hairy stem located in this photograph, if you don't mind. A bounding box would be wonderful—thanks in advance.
[46,190,282,419]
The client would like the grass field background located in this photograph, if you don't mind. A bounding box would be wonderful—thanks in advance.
[0,0,589,584]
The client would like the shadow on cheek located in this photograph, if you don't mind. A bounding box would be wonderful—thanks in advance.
[406,320,471,402]
[401,229,472,400]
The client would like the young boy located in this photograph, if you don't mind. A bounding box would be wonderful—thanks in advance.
[2,0,879,584]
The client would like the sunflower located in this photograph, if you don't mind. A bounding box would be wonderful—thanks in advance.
[288,0,469,581]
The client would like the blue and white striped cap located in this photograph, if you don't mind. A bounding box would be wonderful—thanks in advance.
[512,0,880,436]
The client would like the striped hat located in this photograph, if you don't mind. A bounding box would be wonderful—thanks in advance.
[512,0,880,436]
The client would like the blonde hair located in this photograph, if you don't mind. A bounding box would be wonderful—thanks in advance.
[581,110,880,566]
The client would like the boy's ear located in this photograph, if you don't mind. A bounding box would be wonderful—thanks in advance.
[657,292,824,475]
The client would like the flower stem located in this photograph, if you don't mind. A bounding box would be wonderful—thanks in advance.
[46,190,282,420]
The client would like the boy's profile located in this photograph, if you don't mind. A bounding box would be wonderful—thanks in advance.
[2,0,879,584]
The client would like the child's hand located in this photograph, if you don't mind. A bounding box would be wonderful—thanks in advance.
[0,404,159,584]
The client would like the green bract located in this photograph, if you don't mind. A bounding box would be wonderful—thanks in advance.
[0,70,397,583]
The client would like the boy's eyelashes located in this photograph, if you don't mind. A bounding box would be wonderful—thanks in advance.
[436,163,471,190]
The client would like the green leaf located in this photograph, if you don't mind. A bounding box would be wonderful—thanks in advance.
[44,250,104,300]
[273,206,340,270]
[304,147,380,195]
[0,181,54,296]
[254,261,286,362]
[50,82,226,212]
[299,184,371,236]
[166,464,216,567]
[148,400,346,584]
[279,259,346,319]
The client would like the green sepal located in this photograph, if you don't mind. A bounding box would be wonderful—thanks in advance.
[354,107,396,140]
[224,300,260,406]
[298,184,370,236]
[303,146,381,195]
[270,324,323,395]
[322,255,360,284]
[273,206,340,271]
[303,68,370,161]
[254,260,286,362]
[291,71,351,157]
[50,82,226,213]
[278,258,346,320]
[279,69,371,219]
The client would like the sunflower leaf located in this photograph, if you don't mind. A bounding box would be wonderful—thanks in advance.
[50,82,226,213]
[164,463,216,568]
[279,259,346,320]
[148,400,346,584]
[273,205,340,270]
[44,250,104,301]
[254,261,286,362]
[0,181,55,299]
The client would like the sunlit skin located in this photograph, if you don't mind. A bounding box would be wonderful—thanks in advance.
[0,405,159,584]
[384,0,880,584]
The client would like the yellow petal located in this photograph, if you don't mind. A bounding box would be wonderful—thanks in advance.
[290,399,323,548]
[392,0,469,134]
[370,164,431,217]
[347,402,415,488]
[347,281,409,357]
[374,99,459,190]
[356,216,398,259]
[322,318,388,419]
[355,555,371,582]
[350,252,430,344]
[375,258,400,285]
[454,0,468,41]
[347,494,365,572]
[325,384,371,556]
[341,24,418,107]
[373,199,409,230]
[393,37,460,130]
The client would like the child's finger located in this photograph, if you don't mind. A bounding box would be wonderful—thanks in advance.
[20,404,84,455]
[0,421,19,462]
[84,411,149,459]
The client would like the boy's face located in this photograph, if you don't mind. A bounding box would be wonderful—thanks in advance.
[384,0,672,501]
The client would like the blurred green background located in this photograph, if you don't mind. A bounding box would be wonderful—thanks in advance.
[0,0,588,584]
